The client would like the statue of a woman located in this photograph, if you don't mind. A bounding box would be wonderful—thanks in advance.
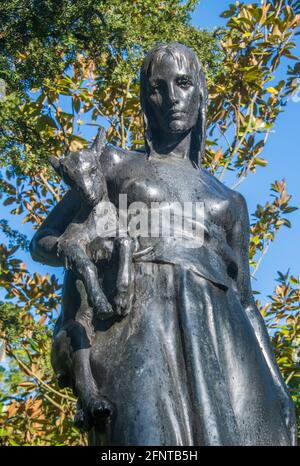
[30,43,296,446]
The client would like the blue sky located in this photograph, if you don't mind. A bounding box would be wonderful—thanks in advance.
[1,1,299,305]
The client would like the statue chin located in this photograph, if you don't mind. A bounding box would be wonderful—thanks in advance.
[166,119,193,135]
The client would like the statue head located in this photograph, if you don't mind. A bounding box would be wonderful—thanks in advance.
[50,127,108,207]
[140,42,207,166]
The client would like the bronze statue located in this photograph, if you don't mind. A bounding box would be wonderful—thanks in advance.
[30,43,296,446]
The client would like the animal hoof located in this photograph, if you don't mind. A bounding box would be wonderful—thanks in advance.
[74,397,113,432]
[57,372,71,389]
[91,293,114,320]
[74,405,91,432]
[96,302,114,320]
[114,291,132,317]
[90,398,113,419]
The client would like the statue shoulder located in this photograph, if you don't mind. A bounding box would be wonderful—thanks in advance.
[99,144,146,178]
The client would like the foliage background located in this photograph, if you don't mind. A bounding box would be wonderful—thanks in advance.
[0,0,299,445]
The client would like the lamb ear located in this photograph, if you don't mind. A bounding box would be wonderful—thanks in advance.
[49,155,63,178]
[91,126,107,154]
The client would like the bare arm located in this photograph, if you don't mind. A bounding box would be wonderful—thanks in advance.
[29,189,82,267]
[228,191,296,442]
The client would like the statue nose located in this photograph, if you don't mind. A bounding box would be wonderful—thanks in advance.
[170,95,178,105]
[168,83,178,105]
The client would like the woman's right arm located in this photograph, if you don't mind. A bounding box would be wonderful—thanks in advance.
[29,189,82,267]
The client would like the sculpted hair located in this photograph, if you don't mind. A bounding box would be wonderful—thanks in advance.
[140,42,208,166]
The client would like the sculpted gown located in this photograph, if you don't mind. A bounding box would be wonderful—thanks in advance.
[63,145,292,446]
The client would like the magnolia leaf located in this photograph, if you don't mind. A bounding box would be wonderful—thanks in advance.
[266,87,279,94]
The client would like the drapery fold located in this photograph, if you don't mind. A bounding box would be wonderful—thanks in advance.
[90,256,291,446]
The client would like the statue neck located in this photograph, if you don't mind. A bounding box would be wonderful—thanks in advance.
[150,130,192,160]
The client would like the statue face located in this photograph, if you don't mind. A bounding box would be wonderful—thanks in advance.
[147,54,200,135]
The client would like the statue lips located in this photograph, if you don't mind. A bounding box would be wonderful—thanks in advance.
[165,109,186,121]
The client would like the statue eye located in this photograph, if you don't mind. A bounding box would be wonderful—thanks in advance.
[177,77,193,88]
[90,167,97,176]
[149,81,160,93]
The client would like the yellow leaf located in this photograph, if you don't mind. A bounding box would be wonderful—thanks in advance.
[69,139,85,152]
[266,87,278,95]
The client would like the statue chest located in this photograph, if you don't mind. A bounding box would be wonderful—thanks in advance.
[111,158,236,233]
